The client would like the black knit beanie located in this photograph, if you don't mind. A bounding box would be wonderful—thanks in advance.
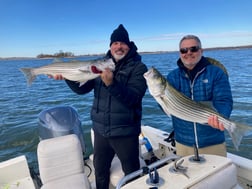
[110,24,130,46]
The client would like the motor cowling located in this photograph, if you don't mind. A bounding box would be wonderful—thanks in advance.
[38,106,86,153]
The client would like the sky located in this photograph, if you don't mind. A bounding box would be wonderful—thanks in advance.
[1,0,252,58]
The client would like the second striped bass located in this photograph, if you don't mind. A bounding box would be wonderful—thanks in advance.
[143,67,252,150]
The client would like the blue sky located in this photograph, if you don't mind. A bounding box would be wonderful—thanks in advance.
[1,0,252,58]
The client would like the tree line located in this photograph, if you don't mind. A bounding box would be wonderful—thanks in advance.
[37,51,74,58]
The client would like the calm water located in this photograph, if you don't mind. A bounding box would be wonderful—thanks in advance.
[1,49,252,171]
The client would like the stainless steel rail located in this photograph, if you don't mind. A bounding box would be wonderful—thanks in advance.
[116,154,180,189]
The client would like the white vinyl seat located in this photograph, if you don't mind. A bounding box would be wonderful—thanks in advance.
[37,134,91,189]
[0,155,36,189]
[90,129,146,187]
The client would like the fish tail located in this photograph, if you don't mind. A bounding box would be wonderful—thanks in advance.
[20,68,36,86]
[227,122,252,151]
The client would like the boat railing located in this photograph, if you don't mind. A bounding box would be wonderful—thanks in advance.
[116,154,180,189]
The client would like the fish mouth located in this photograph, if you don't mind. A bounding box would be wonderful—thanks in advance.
[143,68,153,78]
[91,66,102,74]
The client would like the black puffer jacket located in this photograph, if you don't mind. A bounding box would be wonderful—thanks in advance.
[65,42,147,137]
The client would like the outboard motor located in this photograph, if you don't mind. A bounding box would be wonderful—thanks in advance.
[38,106,86,153]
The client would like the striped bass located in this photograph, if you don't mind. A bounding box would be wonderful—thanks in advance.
[20,58,115,86]
[143,67,252,150]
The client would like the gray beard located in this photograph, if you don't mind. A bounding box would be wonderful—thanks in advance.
[113,54,126,62]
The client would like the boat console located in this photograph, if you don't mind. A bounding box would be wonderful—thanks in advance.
[118,154,240,189]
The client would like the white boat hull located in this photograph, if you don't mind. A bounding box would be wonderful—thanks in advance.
[0,125,252,189]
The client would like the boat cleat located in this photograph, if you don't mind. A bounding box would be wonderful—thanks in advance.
[169,158,190,179]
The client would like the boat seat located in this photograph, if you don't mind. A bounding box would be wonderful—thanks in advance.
[37,134,91,189]
[0,155,36,189]
[90,129,146,187]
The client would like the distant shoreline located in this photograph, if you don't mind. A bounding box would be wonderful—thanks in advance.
[140,45,252,54]
[1,45,252,60]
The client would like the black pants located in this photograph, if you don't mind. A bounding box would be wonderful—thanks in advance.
[93,131,140,189]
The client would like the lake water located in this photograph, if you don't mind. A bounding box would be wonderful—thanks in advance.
[0,48,252,172]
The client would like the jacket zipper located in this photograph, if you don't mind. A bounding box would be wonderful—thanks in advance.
[189,68,205,148]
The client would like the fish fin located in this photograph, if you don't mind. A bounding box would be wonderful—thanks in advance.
[78,67,91,73]
[20,68,36,86]
[79,81,87,87]
[79,70,91,74]
[52,58,63,63]
[226,121,252,151]
[198,101,216,110]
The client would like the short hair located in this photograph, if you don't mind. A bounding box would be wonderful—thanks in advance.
[179,35,202,48]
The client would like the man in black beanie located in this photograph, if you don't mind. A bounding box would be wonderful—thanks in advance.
[110,24,131,47]
[53,24,148,189]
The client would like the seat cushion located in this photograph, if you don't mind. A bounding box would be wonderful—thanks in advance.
[37,134,84,184]
[41,173,90,189]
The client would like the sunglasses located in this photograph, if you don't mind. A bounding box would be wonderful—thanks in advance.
[180,46,200,54]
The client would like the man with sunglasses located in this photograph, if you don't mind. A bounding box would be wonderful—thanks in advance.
[167,35,233,157]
